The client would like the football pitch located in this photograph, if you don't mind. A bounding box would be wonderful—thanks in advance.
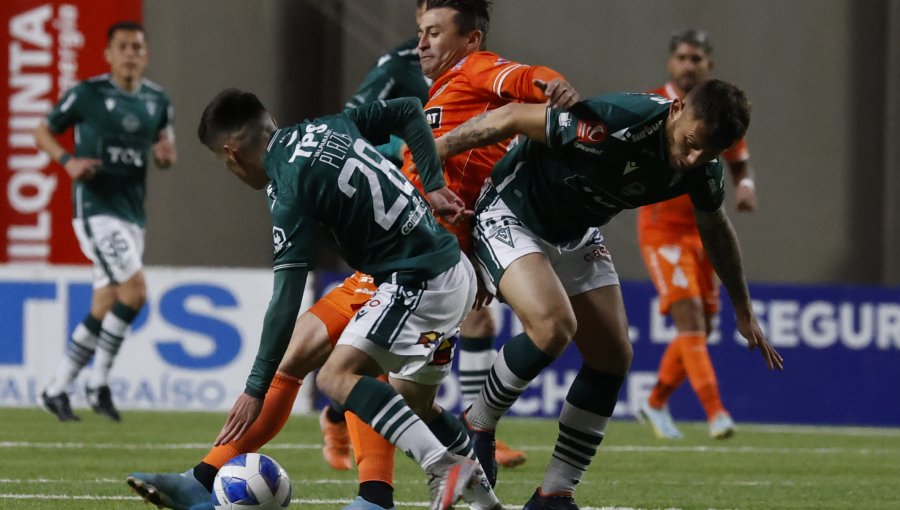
[1,408,898,510]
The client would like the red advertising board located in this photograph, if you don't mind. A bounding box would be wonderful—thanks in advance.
[1,1,142,263]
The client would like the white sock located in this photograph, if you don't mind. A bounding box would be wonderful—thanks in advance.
[46,321,100,396]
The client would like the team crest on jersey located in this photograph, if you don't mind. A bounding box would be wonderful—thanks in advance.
[146,101,157,116]
[122,114,141,133]
[272,227,287,254]
[424,106,443,129]
[105,98,116,111]
[491,225,515,248]
[576,120,607,143]
[494,58,510,66]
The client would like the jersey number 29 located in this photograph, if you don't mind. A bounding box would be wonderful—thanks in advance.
[338,139,416,230]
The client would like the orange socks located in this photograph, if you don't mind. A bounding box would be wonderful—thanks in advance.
[679,333,725,419]
[202,371,302,468]
[648,339,687,408]
[649,333,725,420]
[347,374,395,485]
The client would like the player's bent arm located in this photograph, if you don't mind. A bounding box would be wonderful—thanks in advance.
[436,102,548,159]
[694,207,753,318]
[244,268,309,399]
[349,97,446,192]
[33,121,69,164]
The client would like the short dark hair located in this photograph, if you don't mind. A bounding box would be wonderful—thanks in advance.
[685,79,750,151]
[107,21,144,43]
[426,0,492,42]
[669,29,712,55]
[198,88,267,148]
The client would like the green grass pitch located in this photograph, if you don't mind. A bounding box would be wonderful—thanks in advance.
[1,408,899,509]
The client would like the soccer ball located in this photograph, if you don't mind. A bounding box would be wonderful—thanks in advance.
[212,453,292,509]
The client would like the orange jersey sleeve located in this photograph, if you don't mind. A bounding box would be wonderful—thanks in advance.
[401,52,566,250]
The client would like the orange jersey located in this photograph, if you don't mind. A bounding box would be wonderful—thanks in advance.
[637,82,750,234]
[401,51,563,252]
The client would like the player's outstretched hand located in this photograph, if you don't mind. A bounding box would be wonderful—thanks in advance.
[534,78,581,110]
[427,186,474,226]
[215,392,264,445]
[152,139,177,168]
[65,158,101,181]
[737,315,784,371]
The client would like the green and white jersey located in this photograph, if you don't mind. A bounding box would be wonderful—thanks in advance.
[264,100,459,285]
[490,93,725,243]
[344,37,429,109]
[46,74,173,226]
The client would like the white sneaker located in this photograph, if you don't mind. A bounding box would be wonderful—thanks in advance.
[709,412,736,439]
[637,399,683,439]
[426,454,501,510]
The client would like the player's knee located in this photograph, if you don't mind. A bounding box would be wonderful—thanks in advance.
[118,273,147,309]
[525,309,577,353]
[461,307,495,337]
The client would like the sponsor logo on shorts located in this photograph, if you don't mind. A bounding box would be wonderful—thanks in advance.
[418,332,454,366]
[583,245,610,262]
[491,225,515,248]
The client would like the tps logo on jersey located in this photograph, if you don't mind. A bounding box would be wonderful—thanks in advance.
[576,120,607,143]
[424,107,443,129]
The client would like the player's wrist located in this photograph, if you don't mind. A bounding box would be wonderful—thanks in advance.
[737,177,755,190]
[58,153,72,166]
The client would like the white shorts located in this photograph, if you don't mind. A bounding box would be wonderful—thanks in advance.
[73,215,145,289]
[337,257,477,385]
[473,183,620,297]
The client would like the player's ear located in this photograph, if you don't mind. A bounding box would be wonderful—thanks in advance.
[466,30,484,52]
[669,98,685,120]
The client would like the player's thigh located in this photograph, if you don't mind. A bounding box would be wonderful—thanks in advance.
[498,253,574,355]
[308,272,377,344]
[277,311,334,378]
[569,284,632,375]
[472,187,573,350]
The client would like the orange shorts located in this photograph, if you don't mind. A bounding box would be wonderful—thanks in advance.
[639,231,719,315]
[308,271,378,344]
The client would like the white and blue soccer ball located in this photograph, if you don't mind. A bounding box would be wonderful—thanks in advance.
[212,453,292,509]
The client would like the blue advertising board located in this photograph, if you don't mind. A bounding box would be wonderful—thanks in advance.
[2,265,898,425]
[313,274,900,427]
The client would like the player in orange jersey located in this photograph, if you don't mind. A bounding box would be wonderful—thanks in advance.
[637,29,758,440]
[403,0,581,471]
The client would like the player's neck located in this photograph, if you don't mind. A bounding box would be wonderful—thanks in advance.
[111,74,141,93]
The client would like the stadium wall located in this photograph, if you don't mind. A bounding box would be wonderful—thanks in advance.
[3,266,899,426]
[128,0,897,286]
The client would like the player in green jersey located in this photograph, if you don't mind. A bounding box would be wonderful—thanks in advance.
[34,21,176,423]
[318,0,433,477]
[434,79,783,509]
[194,89,500,510]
